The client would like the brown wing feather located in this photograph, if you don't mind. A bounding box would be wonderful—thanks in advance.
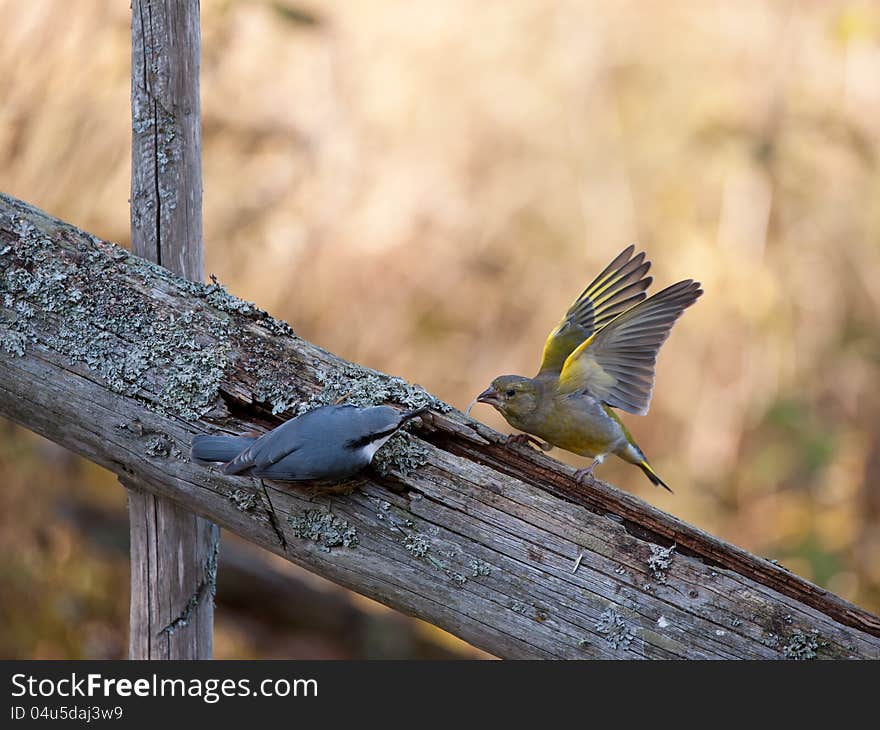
[538,245,653,374]
[557,280,703,415]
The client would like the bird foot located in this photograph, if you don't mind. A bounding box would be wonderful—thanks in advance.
[505,433,553,452]
[574,455,606,484]
[573,467,597,484]
[259,480,288,551]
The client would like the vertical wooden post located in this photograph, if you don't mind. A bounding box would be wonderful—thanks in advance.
[128,0,219,659]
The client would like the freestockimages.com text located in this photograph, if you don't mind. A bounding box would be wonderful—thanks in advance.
[10,672,317,704]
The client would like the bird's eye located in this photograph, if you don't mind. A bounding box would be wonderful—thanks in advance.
[505,389,516,398]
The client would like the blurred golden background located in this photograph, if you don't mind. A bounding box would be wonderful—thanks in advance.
[1,0,879,658]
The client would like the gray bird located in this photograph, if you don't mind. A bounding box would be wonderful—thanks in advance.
[191,404,427,482]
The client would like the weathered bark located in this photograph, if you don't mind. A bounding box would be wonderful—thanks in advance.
[128,0,217,659]
[57,498,472,658]
[1,192,879,659]
[131,0,204,275]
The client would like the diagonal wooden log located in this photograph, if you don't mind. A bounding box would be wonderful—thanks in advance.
[1,191,879,659]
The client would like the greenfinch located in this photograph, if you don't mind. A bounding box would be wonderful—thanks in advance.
[468,245,701,491]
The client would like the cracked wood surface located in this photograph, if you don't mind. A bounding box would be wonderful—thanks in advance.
[1,192,879,659]
[127,0,218,659]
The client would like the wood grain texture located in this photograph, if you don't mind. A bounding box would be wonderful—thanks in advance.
[131,0,203,275]
[58,498,473,658]
[129,0,218,660]
[1,192,879,659]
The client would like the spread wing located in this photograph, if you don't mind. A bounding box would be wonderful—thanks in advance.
[537,245,653,375]
[557,279,702,415]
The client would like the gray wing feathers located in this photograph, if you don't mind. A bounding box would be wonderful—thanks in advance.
[585,279,702,415]
[222,418,304,476]
[566,246,653,335]
[191,435,258,464]
[539,245,654,374]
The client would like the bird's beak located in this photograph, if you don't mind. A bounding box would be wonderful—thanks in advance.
[466,387,501,415]
[400,406,430,423]
[476,387,502,406]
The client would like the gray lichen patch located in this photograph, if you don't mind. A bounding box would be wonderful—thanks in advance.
[449,571,468,586]
[595,608,635,650]
[254,376,305,416]
[157,338,231,419]
[287,508,358,551]
[298,362,452,415]
[200,274,295,338]
[469,559,492,577]
[0,326,26,356]
[371,498,392,520]
[509,600,528,615]
[404,533,431,558]
[144,433,174,458]
[240,338,326,417]
[782,629,824,660]
[141,265,294,338]
[647,543,676,582]
[510,600,549,623]
[0,208,232,418]
[228,488,258,512]
[401,529,469,586]
[373,432,430,477]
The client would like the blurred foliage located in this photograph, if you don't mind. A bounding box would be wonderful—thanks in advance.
[1,0,879,656]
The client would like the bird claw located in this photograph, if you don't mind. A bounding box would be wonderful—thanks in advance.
[258,479,288,551]
[573,467,597,484]
[574,455,605,484]
[505,433,553,452]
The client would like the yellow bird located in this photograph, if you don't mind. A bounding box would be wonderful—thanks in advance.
[468,245,702,491]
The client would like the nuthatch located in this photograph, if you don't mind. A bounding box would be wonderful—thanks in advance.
[191,404,428,482]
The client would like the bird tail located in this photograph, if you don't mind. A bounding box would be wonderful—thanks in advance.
[191,435,257,465]
[638,459,673,493]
